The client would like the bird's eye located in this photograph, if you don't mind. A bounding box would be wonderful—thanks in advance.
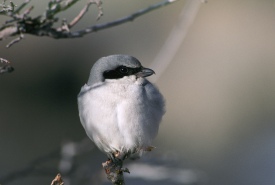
[119,67,129,73]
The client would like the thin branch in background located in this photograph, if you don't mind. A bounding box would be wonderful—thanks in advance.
[149,0,207,83]
[71,0,181,37]
[0,0,180,67]
[0,0,181,47]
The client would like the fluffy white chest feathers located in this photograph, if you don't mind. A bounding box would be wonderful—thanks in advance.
[77,55,165,159]
[78,76,165,157]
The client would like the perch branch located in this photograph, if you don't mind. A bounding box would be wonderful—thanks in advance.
[102,159,130,185]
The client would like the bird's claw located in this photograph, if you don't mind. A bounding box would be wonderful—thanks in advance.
[107,151,127,163]
[107,153,116,162]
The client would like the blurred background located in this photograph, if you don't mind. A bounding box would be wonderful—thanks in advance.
[1,0,275,184]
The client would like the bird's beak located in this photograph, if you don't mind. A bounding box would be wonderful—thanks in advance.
[136,67,155,78]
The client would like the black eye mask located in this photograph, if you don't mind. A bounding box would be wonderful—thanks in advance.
[103,66,142,79]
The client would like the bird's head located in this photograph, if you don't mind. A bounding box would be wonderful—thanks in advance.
[87,55,155,86]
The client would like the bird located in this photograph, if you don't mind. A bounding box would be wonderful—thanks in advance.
[78,55,165,161]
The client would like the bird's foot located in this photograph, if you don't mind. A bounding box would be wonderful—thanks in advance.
[113,151,130,161]
[107,152,120,162]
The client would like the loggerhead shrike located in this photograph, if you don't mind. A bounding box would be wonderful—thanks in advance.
[78,55,165,160]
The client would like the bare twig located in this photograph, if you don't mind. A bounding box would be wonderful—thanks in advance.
[13,0,30,14]
[92,0,103,21]
[57,0,97,32]
[68,1,92,28]
[6,31,24,48]
[72,0,103,26]
[51,173,64,185]
[21,5,34,17]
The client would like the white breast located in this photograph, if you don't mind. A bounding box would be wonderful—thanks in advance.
[78,76,165,156]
